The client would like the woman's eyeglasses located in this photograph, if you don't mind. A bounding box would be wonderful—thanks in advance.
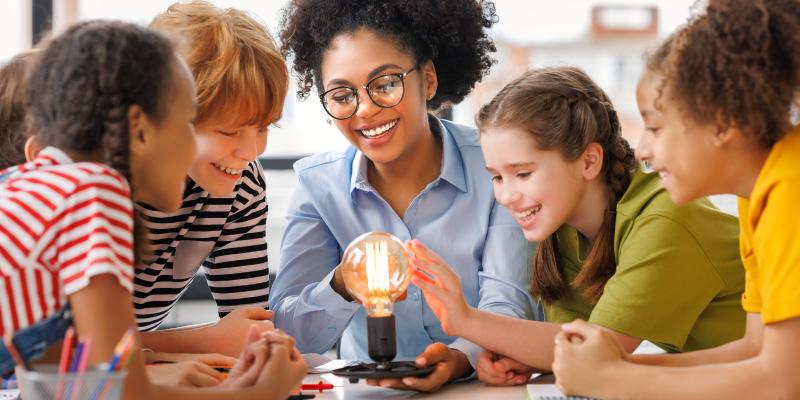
[319,64,420,120]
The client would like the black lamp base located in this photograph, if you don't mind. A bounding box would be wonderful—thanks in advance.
[332,361,436,383]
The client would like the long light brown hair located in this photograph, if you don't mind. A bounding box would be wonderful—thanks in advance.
[476,66,637,304]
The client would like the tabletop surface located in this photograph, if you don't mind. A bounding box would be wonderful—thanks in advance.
[300,373,559,400]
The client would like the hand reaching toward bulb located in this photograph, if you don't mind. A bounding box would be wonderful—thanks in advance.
[405,239,474,337]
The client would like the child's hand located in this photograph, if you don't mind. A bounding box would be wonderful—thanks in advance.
[143,351,237,368]
[552,319,625,398]
[211,308,274,357]
[476,350,535,386]
[220,325,272,389]
[366,343,471,392]
[406,239,472,336]
[146,360,226,387]
[254,330,308,397]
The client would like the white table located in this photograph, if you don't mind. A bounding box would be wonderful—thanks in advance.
[301,373,533,400]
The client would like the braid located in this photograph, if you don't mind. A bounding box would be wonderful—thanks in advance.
[573,96,636,303]
[101,97,148,265]
[27,21,175,268]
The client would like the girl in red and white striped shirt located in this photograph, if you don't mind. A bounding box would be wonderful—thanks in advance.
[0,20,304,400]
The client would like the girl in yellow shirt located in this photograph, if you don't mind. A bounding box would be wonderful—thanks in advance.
[552,0,800,398]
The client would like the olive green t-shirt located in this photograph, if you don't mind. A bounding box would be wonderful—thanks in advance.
[543,168,745,353]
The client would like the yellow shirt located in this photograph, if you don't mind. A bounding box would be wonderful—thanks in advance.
[739,124,800,324]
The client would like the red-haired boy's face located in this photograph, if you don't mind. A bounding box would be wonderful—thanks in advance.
[189,119,268,196]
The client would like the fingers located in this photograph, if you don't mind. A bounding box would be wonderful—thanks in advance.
[246,324,262,345]
[406,240,459,289]
[400,357,450,392]
[224,339,271,388]
[560,319,593,336]
[197,353,237,368]
[476,352,512,386]
[262,330,296,350]
[410,274,448,298]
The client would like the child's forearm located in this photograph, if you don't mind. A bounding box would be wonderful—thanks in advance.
[601,353,785,400]
[630,313,761,367]
[457,308,563,371]
[630,337,755,367]
[140,323,217,353]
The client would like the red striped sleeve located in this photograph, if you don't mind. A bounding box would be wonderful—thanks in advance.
[0,152,134,335]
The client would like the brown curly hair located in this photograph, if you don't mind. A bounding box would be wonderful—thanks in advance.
[26,20,178,263]
[279,0,498,111]
[665,0,800,147]
[0,51,38,170]
[476,66,637,304]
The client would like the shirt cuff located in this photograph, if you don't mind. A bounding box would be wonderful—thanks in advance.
[448,337,480,382]
[310,268,361,316]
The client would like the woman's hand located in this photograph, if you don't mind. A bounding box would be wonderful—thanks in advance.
[366,343,471,392]
[476,350,536,386]
[552,319,626,397]
[406,239,472,337]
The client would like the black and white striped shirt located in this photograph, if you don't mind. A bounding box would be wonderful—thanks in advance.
[133,160,269,331]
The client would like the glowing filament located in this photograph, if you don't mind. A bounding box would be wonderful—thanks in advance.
[366,241,390,296]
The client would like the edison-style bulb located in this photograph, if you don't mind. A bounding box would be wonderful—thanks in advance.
[340,232,411,317]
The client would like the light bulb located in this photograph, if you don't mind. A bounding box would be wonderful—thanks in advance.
[340,231,411,317]
[340,231,411,366]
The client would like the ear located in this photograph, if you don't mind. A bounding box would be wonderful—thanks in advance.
[581,142,604,180]
[420,60,438,102]
[128,104,151,156]
[24,135,41,162]
[713,124,740,148]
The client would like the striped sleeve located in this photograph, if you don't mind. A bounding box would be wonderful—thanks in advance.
[204,161,270,316]
[56,167,135,296]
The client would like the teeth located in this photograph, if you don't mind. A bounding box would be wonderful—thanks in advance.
[515,205,541,219]
[213,163,243,175]
[360,120,397,137]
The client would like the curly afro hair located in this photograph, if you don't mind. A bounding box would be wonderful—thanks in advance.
[666,0,800,147]
[279,0,498,110]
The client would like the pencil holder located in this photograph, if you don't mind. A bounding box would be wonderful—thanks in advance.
[16,364,127,400]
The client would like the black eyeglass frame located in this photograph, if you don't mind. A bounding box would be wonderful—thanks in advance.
[319,64,420,120]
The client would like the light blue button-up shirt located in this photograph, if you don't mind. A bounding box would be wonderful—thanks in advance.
[271,116,538,369]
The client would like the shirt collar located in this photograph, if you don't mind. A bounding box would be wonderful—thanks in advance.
[35,146,75,166]
[349,115,467,199]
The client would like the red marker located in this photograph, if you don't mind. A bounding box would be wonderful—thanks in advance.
[301,381,334,392]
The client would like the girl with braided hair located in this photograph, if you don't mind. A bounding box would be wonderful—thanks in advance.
[0,20,305,399]
[553,0,800,398]
[409,66,745,385]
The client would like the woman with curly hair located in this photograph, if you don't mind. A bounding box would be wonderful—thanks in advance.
[552,0,800,398]
[0,20,305,399]
[270,0,535,392]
